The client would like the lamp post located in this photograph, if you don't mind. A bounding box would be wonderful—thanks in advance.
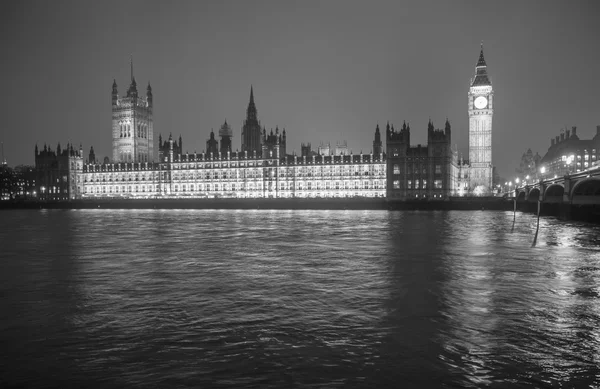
[540,166,546,181]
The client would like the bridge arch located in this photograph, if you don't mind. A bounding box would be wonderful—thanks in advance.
[516,190,526,202]
[527,187,540,202]
[543,183,564,201]
[571,177,600,205]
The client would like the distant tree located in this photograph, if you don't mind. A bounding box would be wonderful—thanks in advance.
[13,164,34,174]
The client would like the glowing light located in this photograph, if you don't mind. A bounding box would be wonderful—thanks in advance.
[515,178,520,184]
[540,166,546,174]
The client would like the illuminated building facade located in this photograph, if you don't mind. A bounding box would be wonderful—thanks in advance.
[467,45,494,195]
[539,126,600,178]
[34,48,498,201]
[78,131,385,199]
[71,86,385,199]
[112,60,154,163]
[386,121,458,199]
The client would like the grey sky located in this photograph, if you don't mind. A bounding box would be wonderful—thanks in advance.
[2,0,599,179]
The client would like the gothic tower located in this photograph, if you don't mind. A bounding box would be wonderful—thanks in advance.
[112,58,154,163]
[468,44,494,194]
[219,120,233,155]
[241,86,262,156]
[373,124,382,155]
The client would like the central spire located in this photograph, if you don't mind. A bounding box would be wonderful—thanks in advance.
[127,56,138,97]
[471,43,491,86]
[476,42,487,68]
[246,85,257,121]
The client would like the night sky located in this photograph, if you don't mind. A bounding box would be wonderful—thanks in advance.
[2,0,599,179]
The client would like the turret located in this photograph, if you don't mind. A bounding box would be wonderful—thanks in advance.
[112,79,118,106]
[89,146,96,164]
[219,120,233,154]
[373,124,382,155]
[206,129,218,155]
[168,133,174,162]
[146,82,153,107]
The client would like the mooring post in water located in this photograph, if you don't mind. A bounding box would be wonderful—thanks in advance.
[531,200,541,247]
[511,198,517,232]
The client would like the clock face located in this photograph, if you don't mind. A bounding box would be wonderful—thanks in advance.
[474,96,488,109]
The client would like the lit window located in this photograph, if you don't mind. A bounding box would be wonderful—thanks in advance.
[393,180,400,189]
[393,164,400,174]
[407,180,412,189]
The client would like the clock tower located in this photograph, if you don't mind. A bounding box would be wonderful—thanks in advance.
[468,44,493,195]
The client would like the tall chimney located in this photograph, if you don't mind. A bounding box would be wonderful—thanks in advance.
[551,138,555,146]
[566,129,570,138]
[597,125,600,136]
[560,133,565,141]
[571,126,577,137]
[556,135,560,143]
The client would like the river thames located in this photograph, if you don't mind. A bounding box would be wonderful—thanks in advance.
[1,209,599,388]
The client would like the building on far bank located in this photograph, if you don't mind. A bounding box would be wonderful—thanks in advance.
[539,126,600,178]
[111,60,154,163]
[34,143,83,200]
[386,120,458,199]
[465,44,494,195]
[34,46,496,201]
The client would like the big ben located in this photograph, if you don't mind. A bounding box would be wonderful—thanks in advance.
[468,44,493,195]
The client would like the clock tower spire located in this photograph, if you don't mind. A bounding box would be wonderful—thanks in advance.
[467,43,494,195]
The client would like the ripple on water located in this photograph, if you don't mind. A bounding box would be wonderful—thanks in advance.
[0,209,600,388]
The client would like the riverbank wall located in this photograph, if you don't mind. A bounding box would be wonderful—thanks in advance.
[1,197,513,211]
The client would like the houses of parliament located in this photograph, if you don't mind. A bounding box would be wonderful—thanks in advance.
[34,47,494,201]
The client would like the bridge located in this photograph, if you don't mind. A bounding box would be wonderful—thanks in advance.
[512,167,600,222]
[514,167,600,205]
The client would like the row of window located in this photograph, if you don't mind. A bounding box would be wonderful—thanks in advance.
[83,181,386,194]
[392,164,443,174]
[392,180,444,190]
[118,123,149,139]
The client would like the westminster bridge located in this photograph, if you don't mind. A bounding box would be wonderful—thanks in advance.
[514,168,600,221]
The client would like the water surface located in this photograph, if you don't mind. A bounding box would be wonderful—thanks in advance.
[1,210,599,388]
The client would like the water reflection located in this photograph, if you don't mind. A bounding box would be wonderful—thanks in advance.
[0,210,599,387]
